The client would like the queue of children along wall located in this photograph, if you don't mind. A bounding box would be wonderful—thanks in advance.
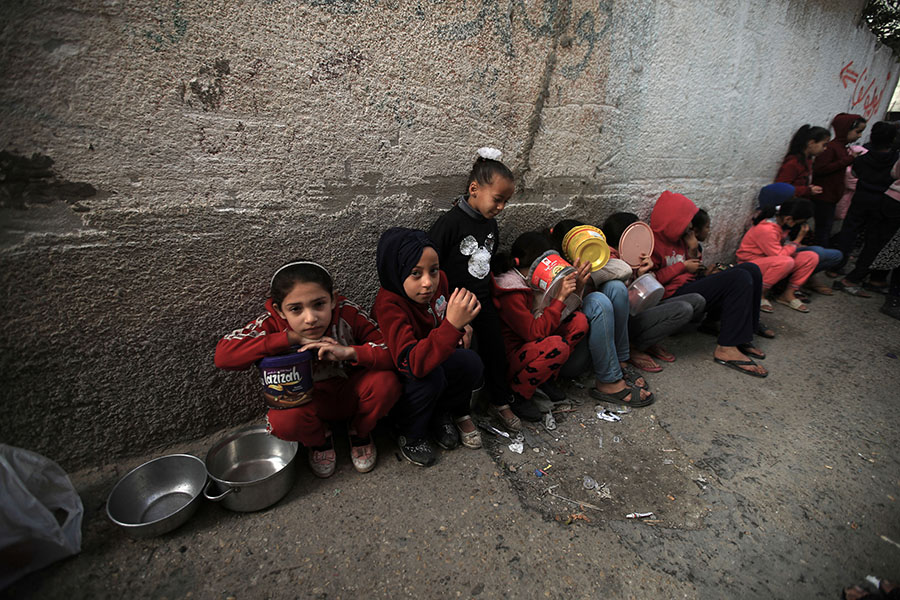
[214,118,900,477]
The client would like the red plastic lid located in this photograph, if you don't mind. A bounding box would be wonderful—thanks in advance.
[618,221,654,267]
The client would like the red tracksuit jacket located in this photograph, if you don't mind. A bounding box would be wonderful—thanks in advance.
[214,295,394,379]
[372,270,464,379]
[491,269,567,354]
[775,155,814,198]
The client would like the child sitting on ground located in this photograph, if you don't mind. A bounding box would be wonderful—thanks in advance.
[756,183,843,296]
[214,260,401,478]
[650,191,770,378]
[373,227,484,466]
[736,198,819,313]
[601,212,706,372]
[491,231,590,410]
[550,220,653,391]
[548,220,655,407]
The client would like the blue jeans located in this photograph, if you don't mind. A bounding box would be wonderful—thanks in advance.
[799,245,843,274]
[559,280,630,383]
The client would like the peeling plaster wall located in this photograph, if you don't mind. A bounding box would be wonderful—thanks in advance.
[1,0,895,469]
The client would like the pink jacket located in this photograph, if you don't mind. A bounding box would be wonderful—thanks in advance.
[736,220,798,262]
[887,158,900,202]
[836,146,867,219]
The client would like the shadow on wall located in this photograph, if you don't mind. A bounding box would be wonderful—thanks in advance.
[0,151,97,212]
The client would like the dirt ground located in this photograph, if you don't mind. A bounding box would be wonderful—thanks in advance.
[4,286,899,600]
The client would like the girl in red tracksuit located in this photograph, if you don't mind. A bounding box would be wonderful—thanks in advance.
[737,198,818,313]
[214,260,400,478]
[775,125,831,200]
[491,231,589,406]
[373,227,484,468]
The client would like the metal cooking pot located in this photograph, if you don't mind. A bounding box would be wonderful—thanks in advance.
[203,424,298,512]
[106,454,207,537]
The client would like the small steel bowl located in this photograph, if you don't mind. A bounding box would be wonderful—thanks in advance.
[107,454,207,537]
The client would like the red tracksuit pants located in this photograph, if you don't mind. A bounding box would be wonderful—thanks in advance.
[266,370,401,447]
[507,312,589,400]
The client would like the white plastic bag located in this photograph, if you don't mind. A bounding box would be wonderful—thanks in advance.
[0,444,83,590]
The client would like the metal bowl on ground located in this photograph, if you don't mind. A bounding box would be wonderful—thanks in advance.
[203,424,298,512]
[106,454,207,537]
[628,273,665,316]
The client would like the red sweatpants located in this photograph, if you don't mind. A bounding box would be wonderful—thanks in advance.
[266,370,400,447]
[507,312,588,400]
[750,251,819,290]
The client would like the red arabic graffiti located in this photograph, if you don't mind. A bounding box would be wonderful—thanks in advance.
[840,60,892,119]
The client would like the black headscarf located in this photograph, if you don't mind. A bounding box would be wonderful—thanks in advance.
[376,227,438,297]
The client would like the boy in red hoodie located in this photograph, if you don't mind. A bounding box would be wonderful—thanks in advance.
[373,227,484,467]
[650,191,769,378]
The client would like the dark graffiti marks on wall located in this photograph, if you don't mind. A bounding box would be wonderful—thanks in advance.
[436,0,514,55]
[840,60,892,120]
[142,0,188,51]
[558,2,612,79]
[436,0,612,79]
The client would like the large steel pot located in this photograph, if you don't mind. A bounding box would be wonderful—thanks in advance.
[106,454,207,537]
[203,425,298,512]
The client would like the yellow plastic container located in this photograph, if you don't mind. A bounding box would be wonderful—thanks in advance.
[562,225,610,272]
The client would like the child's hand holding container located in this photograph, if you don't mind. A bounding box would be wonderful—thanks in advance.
[298,336,359,363]
[445,287,481,329]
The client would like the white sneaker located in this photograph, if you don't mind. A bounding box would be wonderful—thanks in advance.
[348,430,377,473]
[308,434,336,478]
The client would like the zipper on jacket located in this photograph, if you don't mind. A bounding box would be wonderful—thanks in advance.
[426,305,438,328]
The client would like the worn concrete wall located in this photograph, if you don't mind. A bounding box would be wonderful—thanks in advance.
[1,0,895,470]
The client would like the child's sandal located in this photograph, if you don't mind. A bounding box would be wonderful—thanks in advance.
[489,404,521,432]
[454,415,482,449]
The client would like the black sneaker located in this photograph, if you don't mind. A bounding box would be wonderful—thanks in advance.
[537,379,566,403]
[509,393,542,422]
[429,412,459,450]
[398,437,436,467]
